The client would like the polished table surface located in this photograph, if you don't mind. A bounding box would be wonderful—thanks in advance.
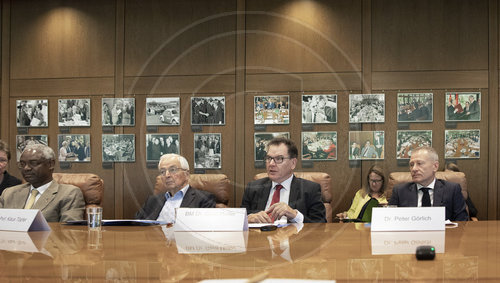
[0,221,499,282]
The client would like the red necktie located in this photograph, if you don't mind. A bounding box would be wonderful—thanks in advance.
[268,184,283,222]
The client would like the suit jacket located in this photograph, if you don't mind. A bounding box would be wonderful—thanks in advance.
[0,171,22,196]
[388,179,468,221]
[135,186,216,220]
[0,181,85,222]
[241,176,326,223]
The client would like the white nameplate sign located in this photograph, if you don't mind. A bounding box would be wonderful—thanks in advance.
[0,209,51,232]
[174,208,248,231]
[175,231,248,254]
[371,207,445,231]
[371,231,445,255]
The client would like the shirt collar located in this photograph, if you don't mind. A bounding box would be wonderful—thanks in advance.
[272,174,294,190]
[165,183,189,199]
[416,178,436,190]
[31,181,52,195]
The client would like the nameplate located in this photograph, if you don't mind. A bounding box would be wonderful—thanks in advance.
[0,230,51,253]
[0,209,51,232]
[371,207,445,231]
[175,231,248,254]
[174,208,248,231]
[371,231,445,255]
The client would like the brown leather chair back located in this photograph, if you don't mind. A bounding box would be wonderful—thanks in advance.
[52,173,104,208]
[154,174,231,208]
[254,172,333,222]
[387,171,468,200]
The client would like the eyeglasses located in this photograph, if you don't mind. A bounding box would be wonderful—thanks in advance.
[160,167,187,175]
[264,155,291,164]
[17,159,47,169]
[0,158,8,163]
[369,179,383,184]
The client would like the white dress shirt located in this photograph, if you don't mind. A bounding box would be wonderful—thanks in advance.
[416,178,436,207]
[266,174,304,223]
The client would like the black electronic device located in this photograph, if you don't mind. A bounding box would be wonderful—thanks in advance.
[260,225,277,231]
[416,245,436,260]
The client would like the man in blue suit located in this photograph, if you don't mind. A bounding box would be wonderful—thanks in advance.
[389,146,468,221]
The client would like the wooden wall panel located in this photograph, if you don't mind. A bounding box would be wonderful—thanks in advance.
[124,75,235,95]
[372,0,489,72]
[10,78,114,97]
[246,0,362,74]
[246,73,362,92]
[124,0,236,77]
[10,0,116,79]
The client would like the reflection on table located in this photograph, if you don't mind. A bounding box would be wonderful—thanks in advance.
[0,222,498,281]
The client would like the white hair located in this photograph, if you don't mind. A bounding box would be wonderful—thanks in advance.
[158,154,189,170]
[22,144,55,160]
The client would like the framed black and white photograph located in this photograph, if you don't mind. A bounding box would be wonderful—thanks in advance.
[396,130,432,159]
[16,135,48,161]
[57,134,91,162]
[191,96,225,126]
[58,99,91,127]
[102,98,135,126]
[146,134,180,162]
[301,131,337,161]
[102,134,135,162]
[194,133,221,169]
[254,132,290,161]
[348,131,384,160]
[146,97,180,126]
[397,93,433,122]
[445,92,481,122]
[302,94,337,124]
[445,129,480,159]
[254,95,289,125]
[349,94,385,123]
[16,100,49,127]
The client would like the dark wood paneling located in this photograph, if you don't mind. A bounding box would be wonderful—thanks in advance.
[372,0,489,72]
[10,0,116,79]
[246,0,362,74]
[373,71,489,90]
[10,78,114,97]
[246,73,362,92]
[124,0,236,77]
[124,75,235,95]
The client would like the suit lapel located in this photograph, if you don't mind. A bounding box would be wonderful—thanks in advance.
[258,179,272,211]
[32,182,58,210]
[409,183,418,207]
[433,180,444,206]
[288,176,300,209]
[180,186,194,207]
[12,184,31,207]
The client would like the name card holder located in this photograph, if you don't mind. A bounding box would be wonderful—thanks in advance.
[371,207,445,232]
[0,209,51,232]
[174,208,248,231]
[175,231,248,254]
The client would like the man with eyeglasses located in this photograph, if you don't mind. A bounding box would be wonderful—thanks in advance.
[241,138,326,223]
[135,153,216,222]
[0,144,85,222]
[389,146,468,221]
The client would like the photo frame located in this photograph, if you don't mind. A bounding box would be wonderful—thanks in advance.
[16,100,49,127]
[348,131,385,160]
[146,134,180,162]
[444,129,480,159]
[15,135,48,161]
[57,134,91,162]
[445,92,481,122]
[349,94,385,123]
[254,132,290,161]
[254,95,289,125]
[146,97,180,126]
[302,94,337,124]
[102,134,135,162]
[194,133,221,169]
[102,98,135,126]
[58,99,91,127]
[396,130,432,159]
[397,93,433,122]
[191,96,225,126]
[301,131,337,161]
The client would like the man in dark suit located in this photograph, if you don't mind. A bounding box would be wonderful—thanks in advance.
[389,146,468,221]
[466,95,480,120]
[241,138,326,223]
[135,154,216,222]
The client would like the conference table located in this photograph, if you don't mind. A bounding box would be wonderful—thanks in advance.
[0,221,499,282]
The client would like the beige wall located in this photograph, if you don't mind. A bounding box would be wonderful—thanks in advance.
[1,0,498,220]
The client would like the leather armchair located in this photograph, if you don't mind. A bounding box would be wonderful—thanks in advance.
[154,174,231,208]
[52,173,104,209]
[254,172,333,222]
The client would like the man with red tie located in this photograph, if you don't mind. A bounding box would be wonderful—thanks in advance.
[241,138,326,223]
